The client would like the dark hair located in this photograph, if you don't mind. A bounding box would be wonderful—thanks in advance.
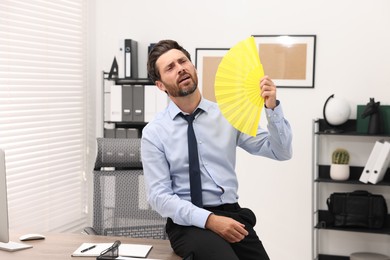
[147,40,191,83]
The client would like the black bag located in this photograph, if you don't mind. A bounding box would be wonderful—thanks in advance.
[327,190,388,229]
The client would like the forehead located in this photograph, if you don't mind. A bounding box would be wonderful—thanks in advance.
[156,49,187,68]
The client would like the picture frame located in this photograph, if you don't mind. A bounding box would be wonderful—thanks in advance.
[252,35,316,88]
[195,48,229,102]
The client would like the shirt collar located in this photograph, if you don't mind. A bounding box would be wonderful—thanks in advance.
[168,97,213,120]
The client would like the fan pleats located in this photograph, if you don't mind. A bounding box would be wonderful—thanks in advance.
[215,36,264,136]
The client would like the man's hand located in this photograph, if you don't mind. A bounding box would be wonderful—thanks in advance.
[260,75,277,109]
[205,214,248,243]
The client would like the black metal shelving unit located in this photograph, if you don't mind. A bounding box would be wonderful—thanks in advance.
[102,71,154,138]
[312,119,390,259]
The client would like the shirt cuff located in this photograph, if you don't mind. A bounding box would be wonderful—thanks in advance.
[192,208,212,228]
[265,100,284,123]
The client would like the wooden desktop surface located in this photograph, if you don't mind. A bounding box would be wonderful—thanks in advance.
[1,232,181,260]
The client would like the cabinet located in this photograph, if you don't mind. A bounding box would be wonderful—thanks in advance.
[312,119,390,260]
[102,71,168,138]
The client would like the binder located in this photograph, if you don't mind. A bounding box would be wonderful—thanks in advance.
[124,39,138,78]
[110,85,122,122]
[144,85,169,122]
[122,85,133,122]
[368,141,390,184]
[132,85,144,122]
[359,140,384,183]
[117,40,125,78]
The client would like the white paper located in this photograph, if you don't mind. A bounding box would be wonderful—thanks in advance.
[72,242,152,258]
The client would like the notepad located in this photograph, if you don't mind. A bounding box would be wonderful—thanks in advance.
[116,257,162,260]
[72,242,152,258]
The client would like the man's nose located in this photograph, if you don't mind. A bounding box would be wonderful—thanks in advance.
[177,65,185,74]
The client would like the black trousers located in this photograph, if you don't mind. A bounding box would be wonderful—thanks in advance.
[166,203,270,260]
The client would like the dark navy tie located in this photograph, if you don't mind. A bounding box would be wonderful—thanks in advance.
[180,109,203,207]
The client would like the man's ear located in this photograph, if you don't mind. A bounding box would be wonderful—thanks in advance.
[155,81,169,96]
[155,80,166,92]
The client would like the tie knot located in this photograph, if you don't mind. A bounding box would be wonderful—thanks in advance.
[180,108,201,123]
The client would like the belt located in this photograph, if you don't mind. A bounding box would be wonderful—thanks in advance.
[203,203,240,212]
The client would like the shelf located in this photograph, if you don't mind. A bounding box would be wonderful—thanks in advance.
[114,78,154,85]
[105,121,148,127]
[315,119,390,137]
[318,254,348,260]
[316,165,390,186]
[316,210,390,235]
[103,73,154,85]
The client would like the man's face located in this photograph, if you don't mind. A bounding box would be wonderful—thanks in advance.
[155,49,198,97]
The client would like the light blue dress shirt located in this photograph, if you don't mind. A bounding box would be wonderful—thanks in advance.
[141,97,292,229]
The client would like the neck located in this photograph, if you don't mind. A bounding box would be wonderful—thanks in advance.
[171,89,202,114]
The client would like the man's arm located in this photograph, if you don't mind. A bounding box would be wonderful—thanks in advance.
[141,133,211,228]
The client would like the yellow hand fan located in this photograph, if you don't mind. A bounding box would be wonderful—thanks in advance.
[214,36,264,136]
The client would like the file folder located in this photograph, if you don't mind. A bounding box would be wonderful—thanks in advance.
[368,141,390,184]
[124,39,138,78]
[359,140,384,183]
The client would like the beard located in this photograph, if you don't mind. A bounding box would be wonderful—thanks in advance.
[162,73,198,97]
[178,82,197,97]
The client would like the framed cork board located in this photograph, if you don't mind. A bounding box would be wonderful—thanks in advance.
[253,35,316,88]
[195,48,229,102]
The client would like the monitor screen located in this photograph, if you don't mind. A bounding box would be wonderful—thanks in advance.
[0,149,32,251]
[0,149,9,243]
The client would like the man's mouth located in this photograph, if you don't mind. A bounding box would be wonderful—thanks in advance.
[178,75,190,84]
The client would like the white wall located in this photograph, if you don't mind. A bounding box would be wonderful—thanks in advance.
[94,1,390,259]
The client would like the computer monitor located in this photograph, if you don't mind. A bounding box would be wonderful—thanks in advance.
[0,149,32,251]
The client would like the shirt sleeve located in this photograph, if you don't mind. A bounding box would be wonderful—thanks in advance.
[141,130,212,228]
[238,100,293,160]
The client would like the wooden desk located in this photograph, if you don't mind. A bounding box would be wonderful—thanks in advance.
[0,232,181,260]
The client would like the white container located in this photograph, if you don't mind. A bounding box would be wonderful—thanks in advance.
[330,164,350,181]
[350,252,390,260]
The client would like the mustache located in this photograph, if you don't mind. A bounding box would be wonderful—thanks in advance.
[177,73,191,84]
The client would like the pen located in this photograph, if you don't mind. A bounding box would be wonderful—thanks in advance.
[81,245,96,253]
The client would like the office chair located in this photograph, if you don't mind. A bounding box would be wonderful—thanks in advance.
[88,138,167,239]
